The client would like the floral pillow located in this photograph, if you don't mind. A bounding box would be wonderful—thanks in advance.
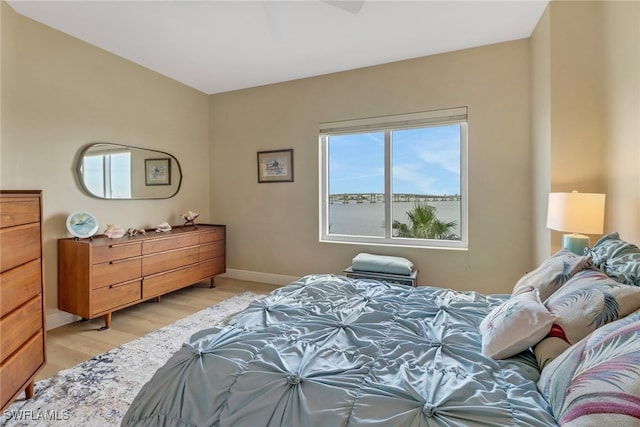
[534,268,640,370]
[512,248,592,302]
[586,232,640,286]
[479,289,558,359]
[537,307,640,426]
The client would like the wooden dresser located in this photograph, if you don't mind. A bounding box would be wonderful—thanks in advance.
[0,190,46,411]
[58,224,225,329]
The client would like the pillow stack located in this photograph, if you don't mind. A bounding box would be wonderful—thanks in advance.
[480,233,640,426]
[480,242,640,363]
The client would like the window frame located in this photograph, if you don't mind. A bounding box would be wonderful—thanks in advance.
[319,107,468,250]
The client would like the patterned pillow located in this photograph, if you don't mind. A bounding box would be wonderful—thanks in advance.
[512,248,592,302]
[537,308,640,426]
[479,289,558,359]
[534,269,640,370]
[586,232,640,286]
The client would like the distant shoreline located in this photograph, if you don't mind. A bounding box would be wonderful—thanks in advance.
[329,193,461,204]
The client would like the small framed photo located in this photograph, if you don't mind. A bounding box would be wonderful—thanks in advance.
[257,149,294,183]
[145,158,171,186]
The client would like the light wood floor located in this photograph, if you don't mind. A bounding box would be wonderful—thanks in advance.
[38,277,280,381]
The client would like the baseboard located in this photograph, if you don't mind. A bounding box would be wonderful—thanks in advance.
[46,310,81,331]
[221,269,299,286]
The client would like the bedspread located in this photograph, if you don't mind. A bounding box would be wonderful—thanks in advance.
[122,274,558,426]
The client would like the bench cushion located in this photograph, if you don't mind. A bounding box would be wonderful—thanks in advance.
[351,253,413,276]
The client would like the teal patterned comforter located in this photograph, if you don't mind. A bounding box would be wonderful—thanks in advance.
[122,274,558,426]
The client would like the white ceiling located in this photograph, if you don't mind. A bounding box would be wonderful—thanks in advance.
[8,0,549,95]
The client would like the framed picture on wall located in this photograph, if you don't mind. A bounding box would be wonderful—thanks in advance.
[145,158,171,186]
[257,149,294,183]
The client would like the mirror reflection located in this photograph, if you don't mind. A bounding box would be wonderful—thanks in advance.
[76,143,182,199]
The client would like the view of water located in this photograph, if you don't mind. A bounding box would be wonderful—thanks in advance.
[329,200,461,237]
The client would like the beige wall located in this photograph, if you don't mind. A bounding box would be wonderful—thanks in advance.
[531,1,640,262]
[210,40,533,295]
[531,7,552,262]
[602,1,640,244]
[1,3,212,327]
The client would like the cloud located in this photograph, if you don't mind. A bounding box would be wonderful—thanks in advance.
[393,125,461,175]
[416,145,460,175]
[393,163,458,195]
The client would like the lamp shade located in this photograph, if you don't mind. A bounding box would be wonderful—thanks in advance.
[547,192,605,234]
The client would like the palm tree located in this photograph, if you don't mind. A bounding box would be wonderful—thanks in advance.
[393,203,457,239]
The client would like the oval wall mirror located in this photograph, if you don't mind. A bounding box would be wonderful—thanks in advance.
[76,143,182,199]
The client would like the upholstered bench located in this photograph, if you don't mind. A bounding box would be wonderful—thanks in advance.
[344,253,418,287]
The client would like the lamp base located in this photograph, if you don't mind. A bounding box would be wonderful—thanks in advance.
[563,233,590,255]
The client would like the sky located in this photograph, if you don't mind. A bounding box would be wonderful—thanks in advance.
[328,124,461,196]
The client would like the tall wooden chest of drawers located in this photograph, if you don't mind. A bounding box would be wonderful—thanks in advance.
[0,190,46,411]
[58,224,225,329]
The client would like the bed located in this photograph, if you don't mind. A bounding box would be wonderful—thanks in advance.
[122,232,640,427]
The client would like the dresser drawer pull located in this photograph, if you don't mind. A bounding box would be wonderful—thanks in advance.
[109,256,141,265]
[109,281,136,289]
[108,242,140,248]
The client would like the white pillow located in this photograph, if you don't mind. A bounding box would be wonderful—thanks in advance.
[480,289,559,359]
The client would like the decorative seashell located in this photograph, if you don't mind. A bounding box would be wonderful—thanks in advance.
[104,224,126,239]
[126,227,138,238]
[155,222,172,233]
[181,210,200,222]
[138,228,147,236]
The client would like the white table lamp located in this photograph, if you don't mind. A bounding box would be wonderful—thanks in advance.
[547,191,605,255]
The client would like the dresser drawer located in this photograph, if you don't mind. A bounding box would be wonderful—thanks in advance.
[92,280,141,315]
[0,330,45,410]
[199,241,225,261]
[143,234,200,255]
[199,228,225,243]
[142,246,199,276]
[0,223,40,273]
[92,258,141,289]
[0,295,42,364]
[143,265,204,299]
[1,259,41,317]
[92,241,142,264]
[198,257,226,278]
[0,197,39,228]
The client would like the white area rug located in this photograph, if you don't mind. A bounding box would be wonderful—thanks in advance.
[1,292,260,427]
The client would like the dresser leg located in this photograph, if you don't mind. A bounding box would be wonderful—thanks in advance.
[210,277,216,288]
[99,313,112,331]
[25,381,35,399]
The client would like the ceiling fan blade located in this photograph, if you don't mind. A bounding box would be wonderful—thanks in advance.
[323,1,365,14]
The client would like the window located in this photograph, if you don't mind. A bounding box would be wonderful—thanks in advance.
[319,107,468,249]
